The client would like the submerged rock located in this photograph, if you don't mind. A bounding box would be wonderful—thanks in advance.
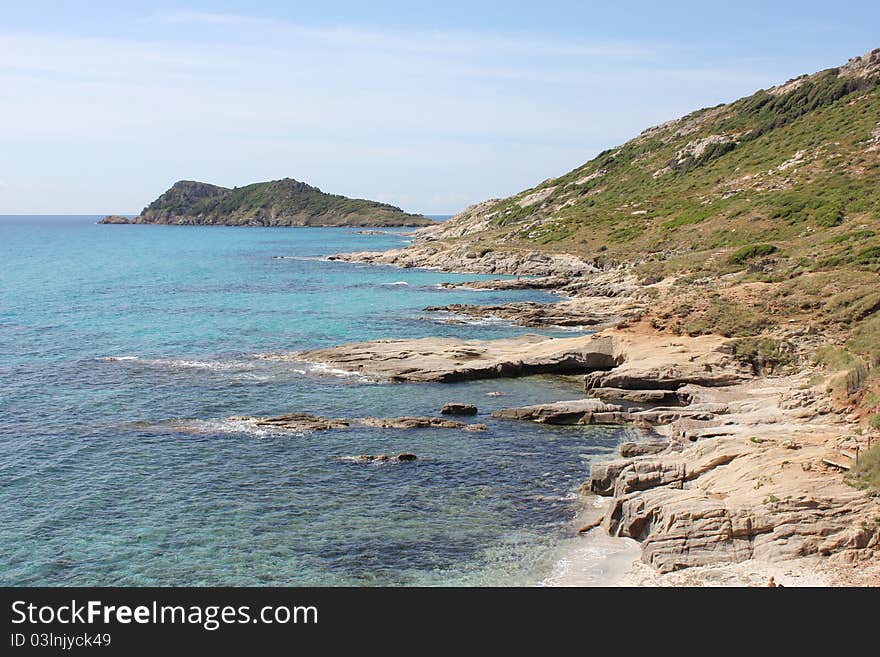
[251,413,350,431]
[359,416,486,431]
[240,412,486,433]
[344,453,418,463]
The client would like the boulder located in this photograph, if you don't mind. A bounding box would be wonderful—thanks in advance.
[619,440,670,457]
[441,403,478,416]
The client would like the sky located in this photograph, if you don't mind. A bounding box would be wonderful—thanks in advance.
[1,1,878,214]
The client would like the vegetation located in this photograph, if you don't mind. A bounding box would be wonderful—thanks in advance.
[847,445,880,491]
[728,244,778,265]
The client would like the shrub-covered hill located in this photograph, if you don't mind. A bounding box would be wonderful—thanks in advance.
[100,178,433,227]
[423,49,880,366]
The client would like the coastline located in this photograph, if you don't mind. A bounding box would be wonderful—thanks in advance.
[313,241,880,586]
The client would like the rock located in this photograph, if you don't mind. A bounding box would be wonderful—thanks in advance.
[253,412,350,431]
[588,459,635,496]
[438,276,570,291]
[577,518,603,534]
[331,245,598,277]
[359,416,484,430]
[98,214,132,224]
[441,403,478,416]
[246,412,485,432]
[492,398,624,425]
[592,387,686,405]
[425,302,604,329]
[619,440,670,457]
[585,365,744,391]
[591,437,880,574]
[283,334,621,383]
[344,453,418,463]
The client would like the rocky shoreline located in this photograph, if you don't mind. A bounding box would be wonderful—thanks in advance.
[314,242,880,585]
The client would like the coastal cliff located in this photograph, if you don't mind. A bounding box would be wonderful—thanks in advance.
[99,178,434,227]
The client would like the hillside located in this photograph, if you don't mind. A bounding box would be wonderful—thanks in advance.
[399,49,880,365]
[100,178,433,227]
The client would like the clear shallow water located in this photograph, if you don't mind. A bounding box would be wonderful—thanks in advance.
[0,216,634,586]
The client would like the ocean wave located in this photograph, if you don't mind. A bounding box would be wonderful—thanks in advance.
[271,255,328,261]
[390,281,409,286]
[98,355,253,371]
[254,355,380,384]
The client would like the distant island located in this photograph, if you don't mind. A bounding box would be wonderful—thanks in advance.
[100,178,434,227]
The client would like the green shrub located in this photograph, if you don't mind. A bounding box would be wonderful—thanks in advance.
[729,337,793,374]
[729,244,779,265]
[847,445,880,491]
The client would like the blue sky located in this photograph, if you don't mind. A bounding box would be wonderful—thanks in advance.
[1,1,878,214]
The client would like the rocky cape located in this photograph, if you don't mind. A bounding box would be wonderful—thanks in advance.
[99,178,434,227]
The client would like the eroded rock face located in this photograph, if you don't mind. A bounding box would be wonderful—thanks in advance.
[619,441,671,457]
[492,399,624,425]
[585,365,745,391]
[590,438,880,574]
[592,387,687,405]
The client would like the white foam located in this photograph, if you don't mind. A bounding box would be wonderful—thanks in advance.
[390,281,409,286]
[256,355,380,384]
[272,255,328,261]
[173,417,308,439]
[538,532,641,587]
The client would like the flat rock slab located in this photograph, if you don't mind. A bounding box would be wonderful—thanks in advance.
[285,334,620,382]
[235,413,487,432]
[492,398,624,425]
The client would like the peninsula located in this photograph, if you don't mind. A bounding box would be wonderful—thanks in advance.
[99,178,434,227]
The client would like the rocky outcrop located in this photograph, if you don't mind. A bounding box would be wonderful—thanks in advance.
[425,302,605,329]
[619,440,671,457]
[438,276,571,291]
[277,334,621,383]
[231,413,486,432]
[583,372,880,576]
[440,403,478,416]
[240,412,350,431]
[359,416,487,431]
[492,399,625,425]
[592,387,687,404]
[585,366,745,391]
[330,245,598,277]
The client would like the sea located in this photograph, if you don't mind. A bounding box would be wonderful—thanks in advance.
[0,215,640,586]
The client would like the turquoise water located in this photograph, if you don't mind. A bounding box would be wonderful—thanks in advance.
[0,216,630,586]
